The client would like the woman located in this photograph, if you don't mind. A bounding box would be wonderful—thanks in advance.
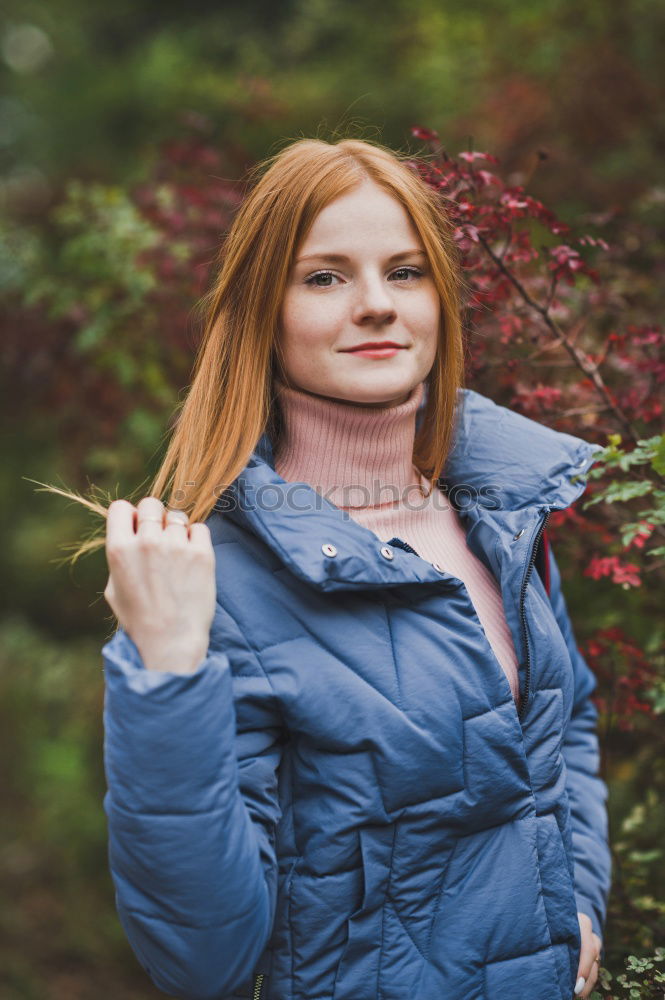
[101,137,611,1000]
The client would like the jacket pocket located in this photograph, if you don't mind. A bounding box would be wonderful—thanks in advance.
[332,824,394,1000]
[536,811,582,993]
[255,858,296,999]
[423,837,459,960]
[484,948,564,1000]
[287,862,364,999]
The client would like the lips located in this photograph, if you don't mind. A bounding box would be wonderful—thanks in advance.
[343,342,405,352]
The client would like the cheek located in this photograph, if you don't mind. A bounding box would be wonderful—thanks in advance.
[415,290,442,342]
[280,291,337,352]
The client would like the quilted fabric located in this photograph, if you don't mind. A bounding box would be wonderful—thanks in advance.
[102,387,612,1000]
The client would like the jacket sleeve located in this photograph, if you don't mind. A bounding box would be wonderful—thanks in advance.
[547,544,612,943]
[102,605,284,1000]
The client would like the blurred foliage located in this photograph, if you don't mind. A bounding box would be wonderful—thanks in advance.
[590,948,665,999]
[1,0,664,995]
[1,0,665,216]
[0,615,163,998]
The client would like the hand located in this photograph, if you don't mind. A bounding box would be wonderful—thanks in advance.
[103,497,217,674]
[573,911,603,998]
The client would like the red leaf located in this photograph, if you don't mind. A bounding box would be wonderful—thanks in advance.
[458,151,499,164]
[411,126,439,142]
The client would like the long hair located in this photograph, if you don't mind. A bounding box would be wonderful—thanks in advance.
[43,136,466,561]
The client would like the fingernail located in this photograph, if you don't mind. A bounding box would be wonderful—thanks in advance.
[574,976,586,996]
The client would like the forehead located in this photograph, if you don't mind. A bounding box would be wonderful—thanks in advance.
[301,179,422,252]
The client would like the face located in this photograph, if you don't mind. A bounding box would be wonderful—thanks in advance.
[277,178,441,408]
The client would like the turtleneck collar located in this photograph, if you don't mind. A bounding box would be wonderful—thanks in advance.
[273,378,429,509]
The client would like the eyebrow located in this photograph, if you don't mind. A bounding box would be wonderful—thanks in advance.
[294,249,428,265]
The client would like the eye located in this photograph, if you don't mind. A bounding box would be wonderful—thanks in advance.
[390,266,423,281]
[304,270,341,288]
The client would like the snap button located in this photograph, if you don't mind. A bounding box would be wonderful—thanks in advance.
[575,457,588,469]
[380,545,394,561]
[432,562,446,574]
[321,543,338,558]
[513,528,526,540]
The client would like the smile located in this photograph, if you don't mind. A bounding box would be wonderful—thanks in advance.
[342,342,406,359]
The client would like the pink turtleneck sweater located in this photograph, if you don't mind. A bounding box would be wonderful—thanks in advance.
[273,378,521,708]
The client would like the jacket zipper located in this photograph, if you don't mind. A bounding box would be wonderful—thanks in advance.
[386,536,420,557]
[517,509,550,722]
[252,973,264,999]
[391,519,550,723]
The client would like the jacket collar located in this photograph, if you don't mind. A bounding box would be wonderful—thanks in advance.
[435,387,602,512]
[216,386,602,593]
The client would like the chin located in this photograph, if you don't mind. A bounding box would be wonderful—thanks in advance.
[327,374,418,408]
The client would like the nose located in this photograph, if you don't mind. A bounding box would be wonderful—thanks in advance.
[351,272,397,326]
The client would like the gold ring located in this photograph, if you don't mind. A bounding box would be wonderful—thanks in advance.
[166,512,189,526]
[137,515,164,525]
[594,956,600,963]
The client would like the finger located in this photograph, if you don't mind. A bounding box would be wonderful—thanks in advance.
[575,927,597,997]
[135,496,165,537]
[188,522,213,553]
[106,499,136,550]
[164,508,189,525]
[164,508,190,543]
[103,574,116,608]
[580,958,599,998]
[582,935,603,998]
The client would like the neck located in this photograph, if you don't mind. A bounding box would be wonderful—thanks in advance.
[273,378,427,509]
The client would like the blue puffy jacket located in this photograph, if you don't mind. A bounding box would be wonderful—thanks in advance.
[102,387,612,1000]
